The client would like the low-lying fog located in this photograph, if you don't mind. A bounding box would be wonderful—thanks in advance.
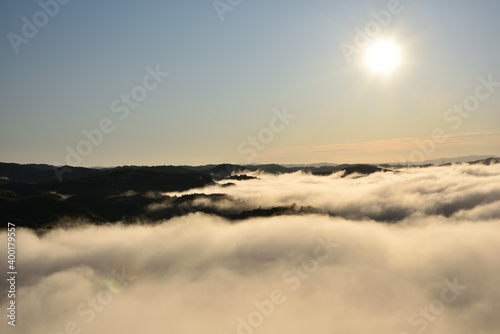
[2,164,500,334]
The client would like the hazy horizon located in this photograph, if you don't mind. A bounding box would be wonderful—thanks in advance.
[2,153,500,169]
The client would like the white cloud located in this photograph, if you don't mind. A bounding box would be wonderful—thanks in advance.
[164,163,500,221]
[2,164,500,334]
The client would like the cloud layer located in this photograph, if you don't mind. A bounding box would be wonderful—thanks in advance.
[2,164,500,334]
[164,163,500,222]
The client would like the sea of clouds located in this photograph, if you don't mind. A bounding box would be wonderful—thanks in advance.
[1,164,500,334]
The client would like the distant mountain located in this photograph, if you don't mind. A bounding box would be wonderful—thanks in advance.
[341,165,388,176]
[208,164,249,178]
[112,165,193,174]
[246,164,293,174]
[0,166,214,229]
[2,158,498,229]
[2,156,498,184]
[389,155,499,166]
[0,161,393,229]
[0,163,100,183]
[281,163,339,168]
[40,169,214,195]
[469,157,500,165]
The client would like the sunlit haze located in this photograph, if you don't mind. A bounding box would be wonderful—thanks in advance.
[1,0,499,166]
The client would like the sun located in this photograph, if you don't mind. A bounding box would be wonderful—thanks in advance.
[365,40,401,73]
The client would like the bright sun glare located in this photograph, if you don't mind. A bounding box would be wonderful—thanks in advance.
[366,40,401,73]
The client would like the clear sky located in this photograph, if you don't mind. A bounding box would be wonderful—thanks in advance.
[1,0,499,166]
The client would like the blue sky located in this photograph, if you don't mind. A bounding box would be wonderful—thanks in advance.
[1,0,499,166]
